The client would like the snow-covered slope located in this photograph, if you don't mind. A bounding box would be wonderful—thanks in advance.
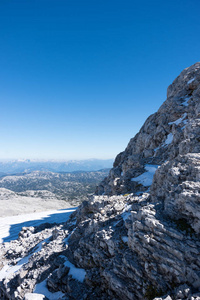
[0,208,76,243]
[0,188,72,218]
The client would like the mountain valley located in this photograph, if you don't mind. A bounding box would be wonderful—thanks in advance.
[0,169,110,215]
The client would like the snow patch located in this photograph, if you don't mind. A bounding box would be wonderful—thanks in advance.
[64,228,76,245]
[34,279,65,299]
[60,255,86,282]
[187,77,195,84]
[0,208,76,243]
[164,133,173,145]
[131,164,159,187]
[168,113,187,125]
[181,96,191,107]
[122,236,128,243]
[123,204,132,212]
[154,131,175,153]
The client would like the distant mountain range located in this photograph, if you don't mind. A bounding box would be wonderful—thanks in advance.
[0,159,114,175]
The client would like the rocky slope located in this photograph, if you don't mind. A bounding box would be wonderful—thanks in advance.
[0,62,200,300]
[97,62,200,197]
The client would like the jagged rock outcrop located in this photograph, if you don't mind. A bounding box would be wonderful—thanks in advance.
[97,62,200,196]
[0,62,200,300]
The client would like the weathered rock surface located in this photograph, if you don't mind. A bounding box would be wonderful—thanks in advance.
[0,62,200,300]
[97,62,200,197]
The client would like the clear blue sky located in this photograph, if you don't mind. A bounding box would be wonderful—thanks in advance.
[0,0,200,160]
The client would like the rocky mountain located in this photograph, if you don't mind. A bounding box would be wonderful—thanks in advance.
[0,169,110,206]
[0,159,114,174]
[0,62,200,300]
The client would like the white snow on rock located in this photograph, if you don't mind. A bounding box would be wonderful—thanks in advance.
[164,133,173,145]
[24,293,47,300]
[64,227,76,245]
[123,204,132,212]
[154,132,174,152]
[168,113,187,125]
[60,255,86,282]
[187,77,195,84]
[34,279,65,300]
[0,208,77,243]
[122,236,128,243]
[181,96,191,106]
[0,237,51,281]
[131,164,159,187]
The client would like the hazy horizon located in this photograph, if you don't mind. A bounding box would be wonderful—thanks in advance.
[0,157,114,174]
[0,158,114,162]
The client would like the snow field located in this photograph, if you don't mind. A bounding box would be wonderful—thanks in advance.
[131,164,159,187]
[0,208,76,243]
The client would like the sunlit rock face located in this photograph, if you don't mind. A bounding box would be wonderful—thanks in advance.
[1,63,200,300]
[97,62,200,198]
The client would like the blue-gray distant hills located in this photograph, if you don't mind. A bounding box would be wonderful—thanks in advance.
[0,159,114,174]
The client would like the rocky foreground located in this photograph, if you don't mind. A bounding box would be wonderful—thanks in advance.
[0,63,200,299]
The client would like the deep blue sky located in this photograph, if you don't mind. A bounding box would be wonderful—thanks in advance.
[0,0,200,160]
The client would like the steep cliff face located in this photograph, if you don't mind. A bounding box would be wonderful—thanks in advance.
[1,63,200,300]
[97,62,200,197]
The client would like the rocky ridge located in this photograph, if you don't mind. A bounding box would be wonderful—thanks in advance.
[0,63,200,299]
